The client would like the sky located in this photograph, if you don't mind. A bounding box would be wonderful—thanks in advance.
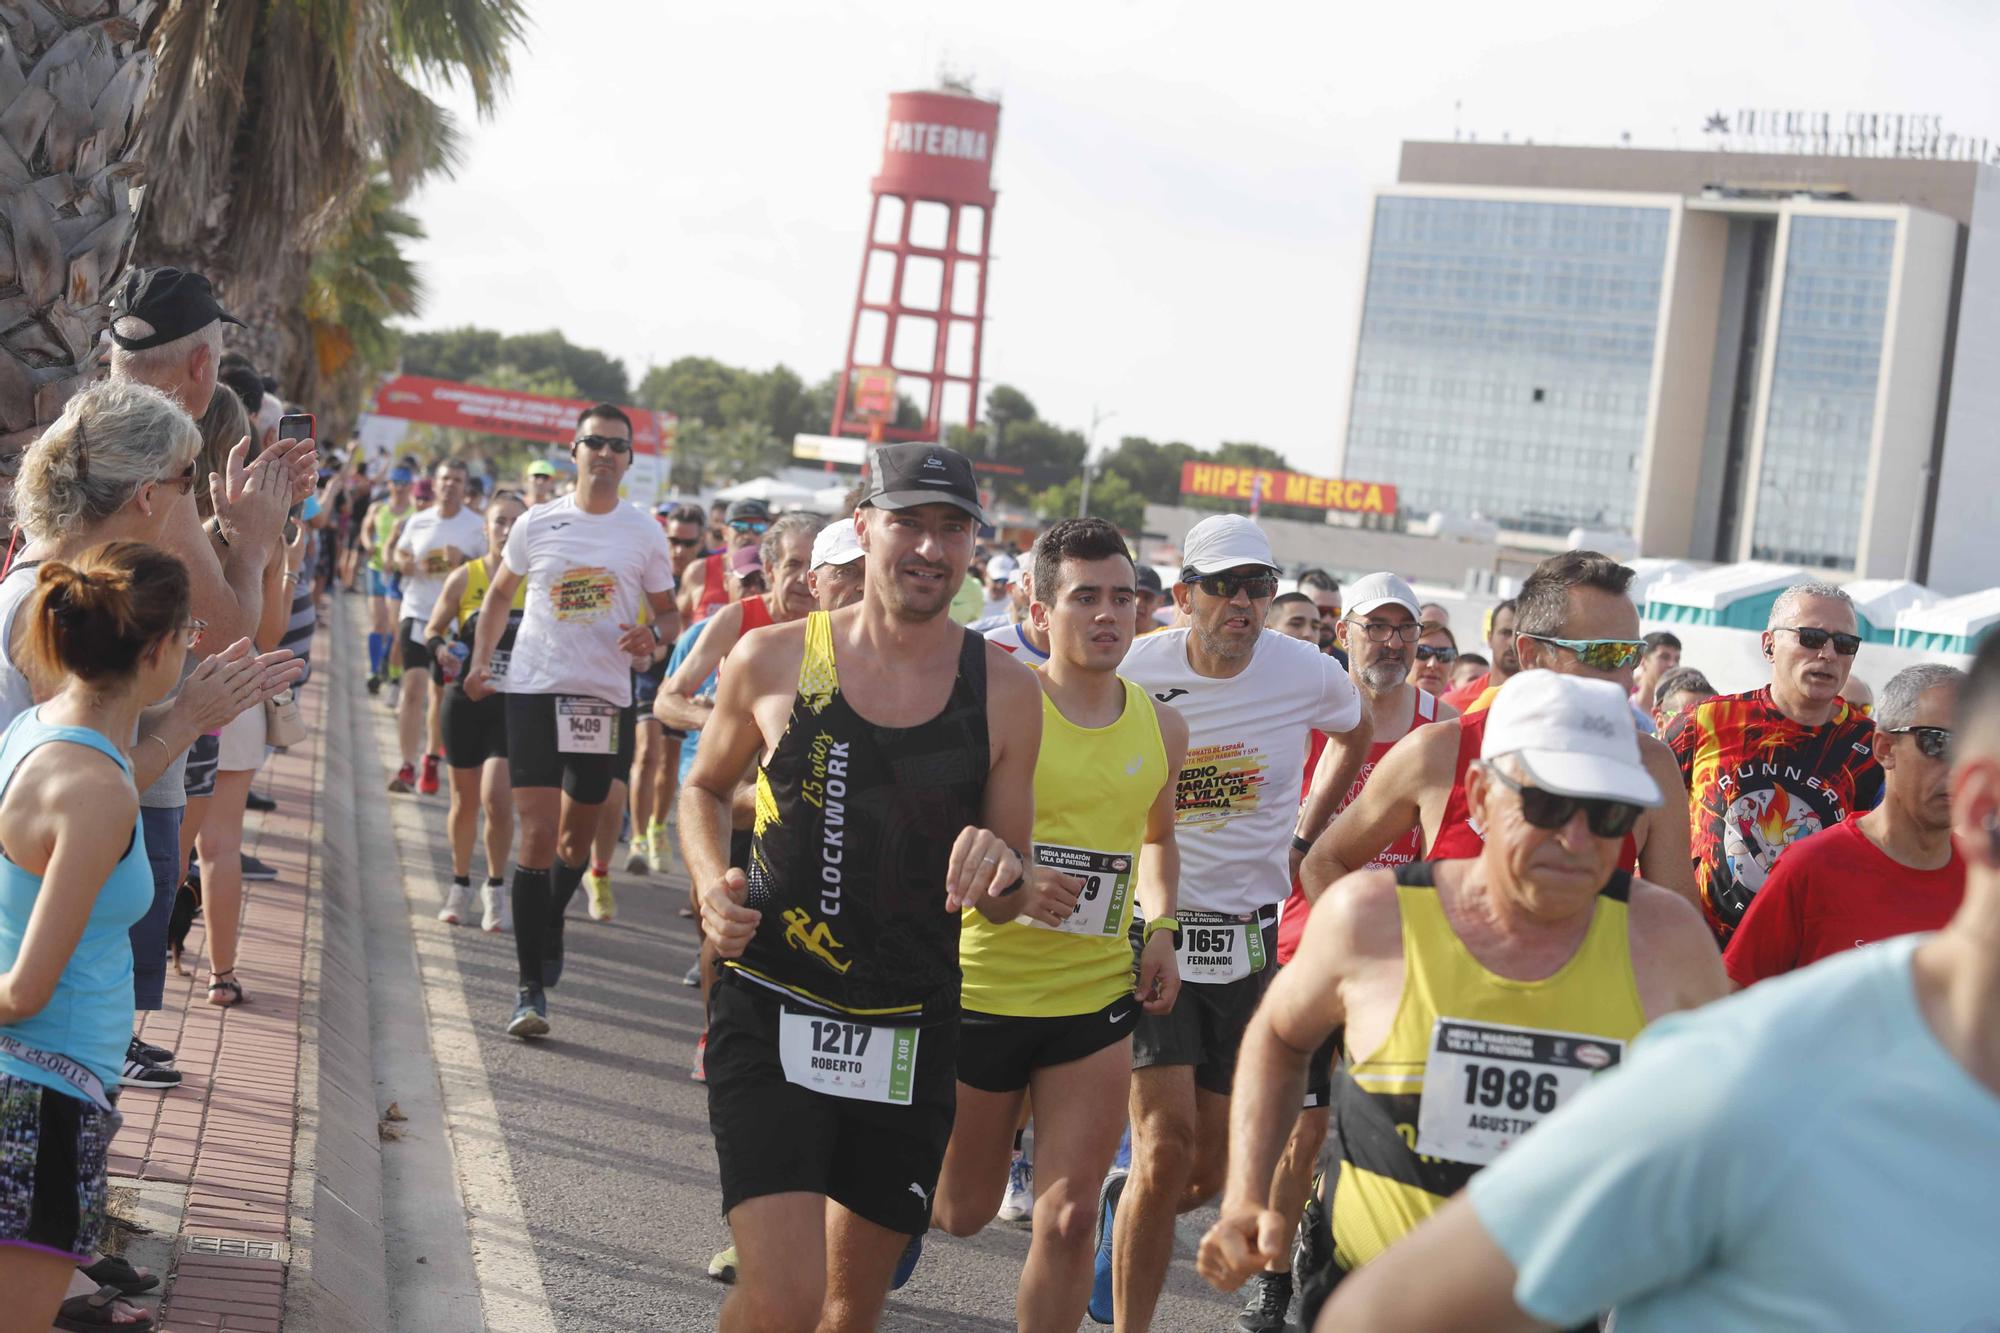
[403,0,2000,472]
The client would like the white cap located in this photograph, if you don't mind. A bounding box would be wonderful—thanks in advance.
[1345,571,1419,619]
[986,554,1019,582]
[1180,514,1277,577]
[811,518,864,569]
[1480,673,1661,808]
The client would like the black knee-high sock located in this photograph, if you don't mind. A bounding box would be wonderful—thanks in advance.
[512,867,551,986]
[551,857,586,918]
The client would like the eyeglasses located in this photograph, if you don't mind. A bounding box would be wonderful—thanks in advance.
[181,618,207,649]
[668,536,702,549]
[1346,618,1422,645]
[573,434,632,454]
[1886,725,1951,760]
[1413,644,1458,664]
[1189,571,1279,600]
[729,519,770,534]
[159,460,198,493]
[1773,626,1862,657]
[1483,764,1643,839]
[1517,633,1648,672]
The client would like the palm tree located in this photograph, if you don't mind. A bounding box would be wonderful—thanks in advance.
[302,169,426,440]
[0,2,156,452]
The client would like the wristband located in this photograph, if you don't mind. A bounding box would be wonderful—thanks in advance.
[1143,916,1181,947]
[426,635,448,659]
[648,621,664,645]
[1291,833,1316,855]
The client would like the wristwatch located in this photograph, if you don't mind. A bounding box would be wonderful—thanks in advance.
[1143,916,1181,948]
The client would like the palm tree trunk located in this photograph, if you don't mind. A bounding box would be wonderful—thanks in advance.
[0,0,155,451]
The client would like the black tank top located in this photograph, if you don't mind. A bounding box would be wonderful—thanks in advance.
[729,611,990,1023]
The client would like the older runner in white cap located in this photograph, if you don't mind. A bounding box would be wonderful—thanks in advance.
[809,518,865,612]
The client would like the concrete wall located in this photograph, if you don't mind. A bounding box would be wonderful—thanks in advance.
[1925,169,2000,593]
[1632,206,1728,557]
[1141,504,1506,587]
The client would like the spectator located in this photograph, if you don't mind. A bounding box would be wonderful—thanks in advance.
[1724,663,1965,987]
[1667,583,1883,942]
[1442,599,1518,710]
[1650,666,1715,734]
[1411,623,1458,698]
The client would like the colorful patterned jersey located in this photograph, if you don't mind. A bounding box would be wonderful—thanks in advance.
[1666,686,1882,942]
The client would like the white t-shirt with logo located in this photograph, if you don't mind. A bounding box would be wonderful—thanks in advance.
[1121,627,1362,916]
[983,620,1050,665]
[501,495,676,707]
[394,505,486,623]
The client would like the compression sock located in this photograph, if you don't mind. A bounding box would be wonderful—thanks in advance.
[512,867,551,985]
[551,857,586,918]
[367,632,386,674]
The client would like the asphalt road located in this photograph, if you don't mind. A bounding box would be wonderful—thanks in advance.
[343,598,1241,1332]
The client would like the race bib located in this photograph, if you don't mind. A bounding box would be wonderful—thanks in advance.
[422,548,452,574]
[487,649,511,684]
[1027,843,1134,937]
[1177,909,1267,983]
[550,566,616,623]
[1414,1018,1624,1166]
[777,1009,920,1105]
[556,697,619,754]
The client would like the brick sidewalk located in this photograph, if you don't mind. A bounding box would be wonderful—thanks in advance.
[106,671,327,1332]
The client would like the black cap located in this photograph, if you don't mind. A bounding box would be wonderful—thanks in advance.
[1134,563,1163,594]
[725,497,772,523]
[108,267,244,350]
[863,442,984,522]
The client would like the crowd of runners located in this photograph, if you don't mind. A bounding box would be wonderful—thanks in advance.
[2,268,1998,1333]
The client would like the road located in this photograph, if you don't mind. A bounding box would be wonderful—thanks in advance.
[338,597,1241,1331]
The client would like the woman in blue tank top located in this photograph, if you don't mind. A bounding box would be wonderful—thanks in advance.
[0,542,193,1326]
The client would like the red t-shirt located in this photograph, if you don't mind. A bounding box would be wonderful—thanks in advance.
[1722,818,1963,987]
[1442,670,1490,712]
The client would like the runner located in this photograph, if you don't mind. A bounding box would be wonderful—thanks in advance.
[807,517,866,612]
[361,466,414,693]
[388,459,484,795]
[1409,624,1457,699]
[1311,634,2000,1333]
[984,564,1051,664]
[930,517,1187,1331]
[1666,582,1883,943]
[425,492,528,931]
[1265,592,1320,644]
[1198,673,1726,1329]
[1441,599,1518,710]
[1649,665,1715,733]
[678,498,769,623]
[1308,552,1698,908]
[627,501,710,875]
[524,458,560,508]
[1239,572,1457,1332]
[461,405,680,1039]
[1102,513,1371,1333]
[687,442,1043,1332]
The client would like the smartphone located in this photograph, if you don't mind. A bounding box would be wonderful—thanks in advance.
[278,412,315,443]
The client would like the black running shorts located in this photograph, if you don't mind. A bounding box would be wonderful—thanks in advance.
[706,973,955,1237]
[1130,917,1278,1096]
[504,691,634,805]
[399,616,442,682]
[441,685,507,769]
[957,996,1140,1094]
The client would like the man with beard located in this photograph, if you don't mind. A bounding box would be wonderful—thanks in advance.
[1443,600,1520,711]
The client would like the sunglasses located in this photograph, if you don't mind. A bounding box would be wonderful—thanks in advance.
[729,519,770,534]
[159,459,198,493]
[1484,764,1643,839]
[668,536,702,549]
[1886,725,1951,760]
[1189,571,1279,600]
[1518,633,1647,672]
[1774,626,1862,657]
[1346,619,1422,645]
[181,618,207,649]
[1414,644,1459,664]
[573,434,632,454]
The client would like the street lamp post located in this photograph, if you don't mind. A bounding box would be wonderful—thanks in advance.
[1077,405,1117,518]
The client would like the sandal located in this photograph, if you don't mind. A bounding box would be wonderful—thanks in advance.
[81,1255,160,1295]
[206,971,246,1007]
[54,1283,157,1330]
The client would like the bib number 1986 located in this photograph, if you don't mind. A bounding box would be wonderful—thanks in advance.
[1414,1018,1623,1166]
[778,1010,919,1105]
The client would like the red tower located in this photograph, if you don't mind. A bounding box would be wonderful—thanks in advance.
[832,89,1000,444]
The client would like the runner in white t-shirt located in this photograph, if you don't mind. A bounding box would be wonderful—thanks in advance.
[390,458,486,794]
[463,405,679,1039]
[1101,513,1371,1332]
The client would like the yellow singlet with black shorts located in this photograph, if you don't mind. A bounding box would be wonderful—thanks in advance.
[956,675,1166,1091]
[1329,861,1646,1275]
[440,557,526,770]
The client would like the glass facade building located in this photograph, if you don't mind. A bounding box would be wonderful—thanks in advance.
[1344,196,1671,536]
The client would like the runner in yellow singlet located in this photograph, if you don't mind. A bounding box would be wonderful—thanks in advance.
[930,517,1187,1331]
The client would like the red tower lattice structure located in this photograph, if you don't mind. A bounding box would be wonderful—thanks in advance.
[832,89,1001,444]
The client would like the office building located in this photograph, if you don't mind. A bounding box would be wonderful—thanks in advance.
[1333,141,2000,591]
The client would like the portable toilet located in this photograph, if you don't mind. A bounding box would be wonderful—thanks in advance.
[1842,579,1934,645]
[1894,588,2000,655]
[1625,558,1698,609]
[1644,562,1809,630]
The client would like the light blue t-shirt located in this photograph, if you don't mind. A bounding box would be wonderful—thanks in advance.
[1470,934,2000,1332]
[668,617,711,785]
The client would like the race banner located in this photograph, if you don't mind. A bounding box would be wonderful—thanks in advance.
[368,375,675,456]
[1179,462,1397,517]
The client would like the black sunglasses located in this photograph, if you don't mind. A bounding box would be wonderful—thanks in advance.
[1774,626,1861,657]
[573,434,632,454]
[1189,571,1279,600]
[1887,725,1951,760]
[1414,644,1458,664]
[1484,765,1643,839]
[668,536,702,548]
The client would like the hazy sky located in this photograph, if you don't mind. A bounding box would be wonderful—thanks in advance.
[404,0,2000,471]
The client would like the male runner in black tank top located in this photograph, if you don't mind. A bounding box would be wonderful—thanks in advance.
[686,443,1055,1333]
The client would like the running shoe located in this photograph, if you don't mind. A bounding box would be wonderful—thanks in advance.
[481,881,511,933]
[681,961,702,987]
[998,1151,1034,1225]
[650,822,674,872]
[239,853,278,881]
[585,868,615,922]
[1294,1185,1333,1285]
[506,986,549,1038]
[365,672,382,695]
[438,880,476,925]
[691,1031,707,1083]
[625,832,650,876]
[121,1053,183,1089]
[891,1234,923,1291]
[1087,1168,1126,1324]
[245,790,276,813]
[388,763,415,793]
[1235,1269,1292,1333]
[128,1036,175,1068]
[707,1243,738,1284]
[419,754,440,796]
